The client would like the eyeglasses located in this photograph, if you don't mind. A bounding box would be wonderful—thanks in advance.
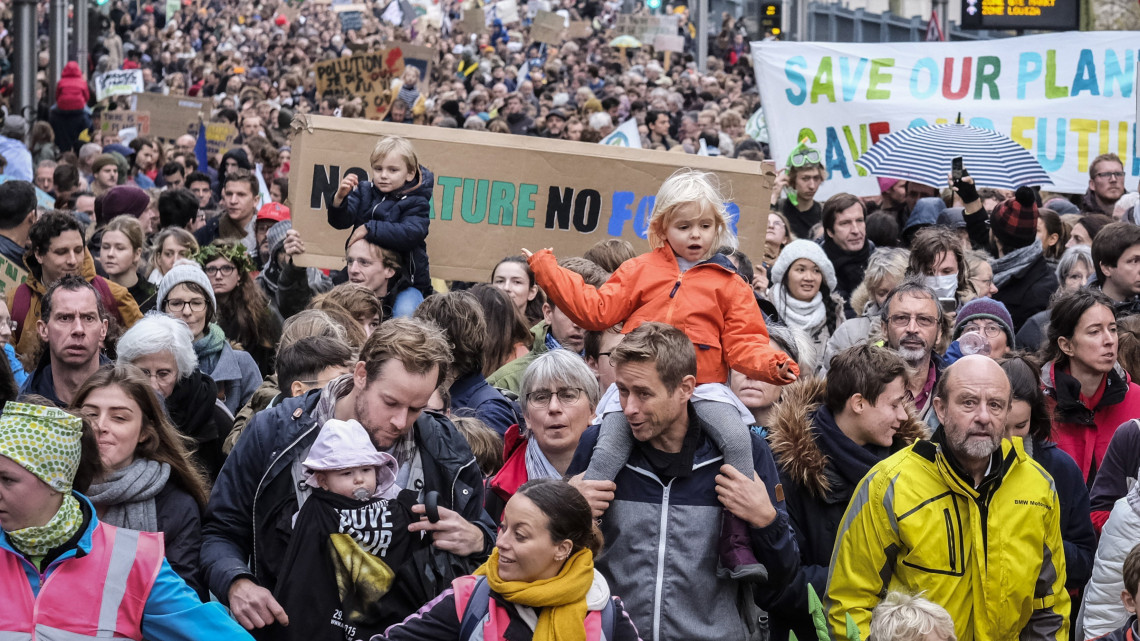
[888,313,938,329]
[970,277,993,289]
[962,323,1003,338]
[526,387,585,408]
[789,147,821,168]
[165,298,207,313]
[0,320,15,332]
[1095,171,1125,181]
[204,264,236,276]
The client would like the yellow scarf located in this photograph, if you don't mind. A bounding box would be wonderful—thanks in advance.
[474,547,595,641]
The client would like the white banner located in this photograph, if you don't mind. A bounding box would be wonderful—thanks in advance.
[95,69,144,101]
[752,32,1140,196]
[600,118,643,148]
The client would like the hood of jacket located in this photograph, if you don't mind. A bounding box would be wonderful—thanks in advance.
[768,376,928,499]
[904,197,945,232]
[383,166,435,202]
[62,61,82,78]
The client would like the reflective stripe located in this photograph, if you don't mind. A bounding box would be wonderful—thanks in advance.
[35,625,132,641]
[98,528,141,633]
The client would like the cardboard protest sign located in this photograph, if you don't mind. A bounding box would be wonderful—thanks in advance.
[131,93,209,140]
[462,6,485,33]
[530,10,565,44]
[614,14,678,42]
[204,122,239,158]
[567,19,593,39]
[95,70,144,101]
[335,4,368,30]
[752,31,1140,196]
[0,253,28,299]
[315,50,405,120]
[288,115,772,281]
[391,42,435,98]
[101,110,151,136]
[653,34,685,53]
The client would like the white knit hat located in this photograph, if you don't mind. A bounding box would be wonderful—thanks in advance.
[769,239,837,292]
[156,260,217,315]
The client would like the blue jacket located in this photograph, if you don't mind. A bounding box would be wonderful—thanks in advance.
[0,493,251,641]
[449,371,520,437]
[567,406,799,641]
[327,167,433,295]
[200,389,497,602]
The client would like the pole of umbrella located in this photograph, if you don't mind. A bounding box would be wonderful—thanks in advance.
[73,0,89,74]
[11,0,37,119]
[696,0,707,72]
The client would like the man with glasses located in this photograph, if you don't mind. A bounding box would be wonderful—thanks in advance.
[881,280,945,423]
[1083,153,1128,216]
[951,297,1016,359]
[773,143,826,239]
[568,322,798,641]
[21,276,110,405]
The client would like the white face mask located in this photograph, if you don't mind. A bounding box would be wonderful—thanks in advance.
[925,273,958,299]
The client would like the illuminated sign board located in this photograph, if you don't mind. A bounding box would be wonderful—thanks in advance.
[960,0,1078,30]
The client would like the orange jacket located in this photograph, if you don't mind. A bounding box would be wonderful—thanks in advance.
[529,246,798,385]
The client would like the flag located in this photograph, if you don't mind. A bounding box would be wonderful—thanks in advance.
[518,61,530,82]
[599,118,642,148]
[745,107,769,143]
[194,121,208,172]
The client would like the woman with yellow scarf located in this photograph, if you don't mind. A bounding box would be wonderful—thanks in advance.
[376,478,641,641]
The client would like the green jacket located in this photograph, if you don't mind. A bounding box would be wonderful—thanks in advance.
[486,321,551,394]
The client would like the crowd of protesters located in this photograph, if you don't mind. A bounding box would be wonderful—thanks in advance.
[1,0,1140,640]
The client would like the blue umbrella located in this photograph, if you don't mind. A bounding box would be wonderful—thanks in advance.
[855,123,1052,190]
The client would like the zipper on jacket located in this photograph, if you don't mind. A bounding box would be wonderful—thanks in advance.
[943,509,955,571]
[652,481,673,641]
[664,273,684,326]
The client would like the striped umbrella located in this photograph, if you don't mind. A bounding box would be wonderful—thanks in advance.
[855,123,1052,190]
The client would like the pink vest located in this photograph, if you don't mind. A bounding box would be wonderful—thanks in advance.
[0,522,166,640]
[451,575,607,641]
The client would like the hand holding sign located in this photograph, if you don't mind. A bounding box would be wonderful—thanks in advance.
[334,174,359,207]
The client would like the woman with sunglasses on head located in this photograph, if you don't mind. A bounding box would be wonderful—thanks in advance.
[772,143,827,239]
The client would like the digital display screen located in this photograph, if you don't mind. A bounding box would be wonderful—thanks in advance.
[960,0,1079,31]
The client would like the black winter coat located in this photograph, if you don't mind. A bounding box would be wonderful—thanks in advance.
[154,481,206,599]
[1026,437,1097,590]
[758,378,927,641]
[993,251,1059,332]
[327,167,434,296]
[199,390,496,603]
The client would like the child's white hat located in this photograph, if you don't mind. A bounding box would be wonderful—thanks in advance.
[302,419,399,497]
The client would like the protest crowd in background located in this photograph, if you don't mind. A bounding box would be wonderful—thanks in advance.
[1,0,1140,640]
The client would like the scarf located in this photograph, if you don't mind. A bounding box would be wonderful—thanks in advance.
[991,240,1043,289]
[85,459,170,533]
[194,323,228,375]
[7,492,83,557]
[475,547,596,641]
[770,287,826,336]
[525,437,562,481]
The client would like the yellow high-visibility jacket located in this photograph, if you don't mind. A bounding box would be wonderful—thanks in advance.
[826,436,1069,641]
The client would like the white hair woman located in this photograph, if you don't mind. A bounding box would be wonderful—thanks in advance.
[116,313,234,479]
[486,350,600,524]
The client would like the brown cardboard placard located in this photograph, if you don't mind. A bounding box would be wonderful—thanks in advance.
[131,93,210,140]
[390,42,436,98]
[101,110,152,136]
[287,115,771,281]
[204,122,239,159]
[567,19,593,38]
[0,253,28,299]
[461,6,485,33]
[530,10,565,44]
[314,49,405,120]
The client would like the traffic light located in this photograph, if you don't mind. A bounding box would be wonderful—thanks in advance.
[760,1,781,36]
[646,0,662,10]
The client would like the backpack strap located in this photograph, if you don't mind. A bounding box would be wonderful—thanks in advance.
[457,576,492,641]
[11,283,30,343]
[90,276,123,324]
[600,598,616,641]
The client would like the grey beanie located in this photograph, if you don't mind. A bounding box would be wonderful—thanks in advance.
[156,260,216,315]
[769,239,838,292]
[266,219,292,256]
